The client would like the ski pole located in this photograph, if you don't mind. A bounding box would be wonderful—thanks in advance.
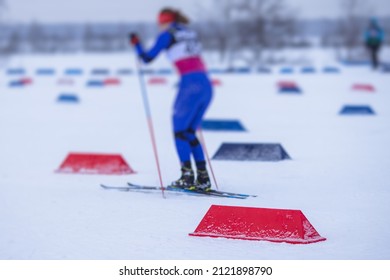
[198,128,219,190]
[134,58,165,198]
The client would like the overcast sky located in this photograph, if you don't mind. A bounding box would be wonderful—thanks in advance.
[3,0,390,23]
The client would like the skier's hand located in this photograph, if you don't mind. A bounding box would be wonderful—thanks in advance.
[129,33,140,46]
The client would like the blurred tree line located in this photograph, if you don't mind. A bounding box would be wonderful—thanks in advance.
[0,0,389,65]
[195,0,299,67]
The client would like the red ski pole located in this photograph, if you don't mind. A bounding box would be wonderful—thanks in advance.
[135,58,165,198]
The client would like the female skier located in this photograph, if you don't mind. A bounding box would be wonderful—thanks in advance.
[130,8,213,191]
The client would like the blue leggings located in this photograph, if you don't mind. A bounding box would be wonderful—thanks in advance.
[173,73,212,168]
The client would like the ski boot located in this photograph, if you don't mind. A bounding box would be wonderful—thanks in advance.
[170,167,195,189]
[192,169,212,192]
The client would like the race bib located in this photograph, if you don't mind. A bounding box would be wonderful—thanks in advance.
[166,29,202,62]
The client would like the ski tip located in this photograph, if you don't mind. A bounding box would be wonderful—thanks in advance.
[100,184,130,192]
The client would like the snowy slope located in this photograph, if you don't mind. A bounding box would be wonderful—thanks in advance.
[0,52,390,260]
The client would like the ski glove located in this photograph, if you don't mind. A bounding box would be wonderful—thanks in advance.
[129,33,140,46]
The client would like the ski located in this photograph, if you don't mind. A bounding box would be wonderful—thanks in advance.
[100,184,202,197]
[127,183,257,198]
[100,183,256,199]
[127,183,256,199]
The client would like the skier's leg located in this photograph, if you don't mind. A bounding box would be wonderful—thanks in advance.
[181,128,205,166]
[373,46,379,69]
[183,127,211,191]
[370,46,377,69]
[187,78,213,190]
[172,78,204,173]
[188,77,213,167]
[171,123,195,188]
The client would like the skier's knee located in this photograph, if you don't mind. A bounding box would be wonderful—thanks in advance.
[175,129,200,146]
[186,129,200,147]
[174,131,188,141]
[189,138,200,147]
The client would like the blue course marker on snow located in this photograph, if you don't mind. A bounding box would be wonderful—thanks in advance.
[258,67,272,74]
[141,69,155,75]
[65,68,83,75]
[36,68,55,75]
[91,68,110,75]
[157,68,173,75]
[9,80,24,87]
[301,67,316,73]
[323,67,340,73]
[212,143,291,161]
[201,120,246,132]
[279,87,302,94]
[57,94,79,103]
[7,68,26,75]
[87,80,104,87]
[117,68,133,75]
[340,60,370,66]
[339,105,375,115]
[280,67,294,74]
[208,68,226,74]
[235,67,251,74]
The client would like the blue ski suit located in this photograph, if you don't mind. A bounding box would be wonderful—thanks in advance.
[134,23,213,168]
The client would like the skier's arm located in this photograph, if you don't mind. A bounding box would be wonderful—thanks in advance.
[133,32,173,63]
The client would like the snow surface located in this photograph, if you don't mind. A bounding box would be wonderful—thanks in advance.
[1,51,390,260]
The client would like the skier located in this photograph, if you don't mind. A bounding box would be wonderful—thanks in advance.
[364,18,385,69]
[129,8,213,191]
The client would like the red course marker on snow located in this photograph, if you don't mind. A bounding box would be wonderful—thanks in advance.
[277,81,297,88]
[56,153,135,175]
[104,78,121,85]
[352,84,375,92]
[148,77,167,85]
[190,205,326,244]
[21,77,33,85]
[211,79,222,86]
